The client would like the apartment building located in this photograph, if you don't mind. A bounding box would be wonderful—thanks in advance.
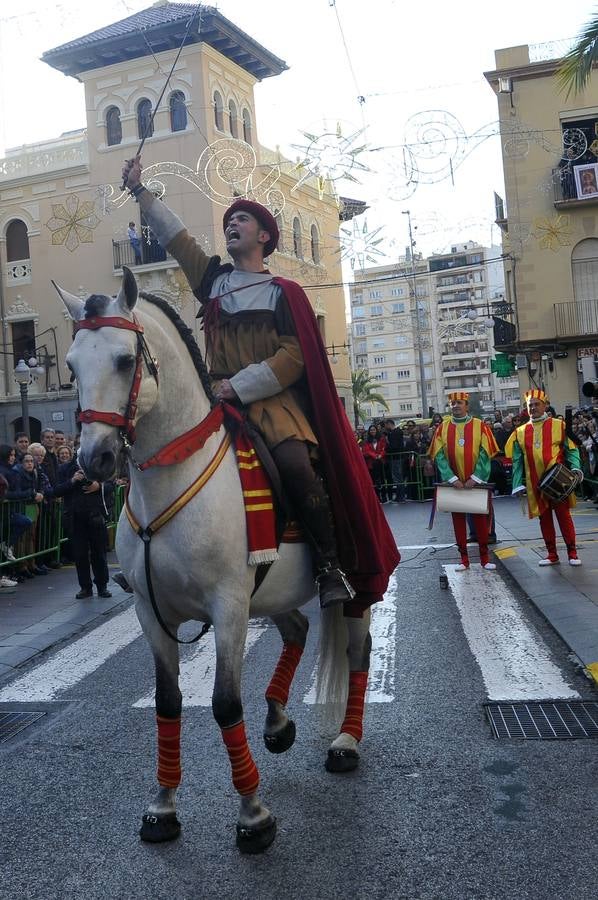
[349,242,515,421]
[485,43,598,409]
[0,3,352,439]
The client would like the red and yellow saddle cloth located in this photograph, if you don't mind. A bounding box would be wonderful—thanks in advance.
[234,430,279,565]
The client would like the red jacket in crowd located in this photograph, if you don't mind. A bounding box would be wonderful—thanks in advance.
[361,436,388,470]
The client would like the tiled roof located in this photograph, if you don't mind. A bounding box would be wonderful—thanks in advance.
[42,3,287,80]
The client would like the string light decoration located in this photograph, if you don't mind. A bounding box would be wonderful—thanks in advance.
[45,194,100,252]
[291,123,370,198]
[338,218,386,270]
[532,214,574,251]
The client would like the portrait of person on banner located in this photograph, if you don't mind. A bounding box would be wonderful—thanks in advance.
[574,163,598,199]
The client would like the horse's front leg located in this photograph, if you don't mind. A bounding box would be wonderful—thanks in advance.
[263,609,309,754]
[212,606,276,854]
[139,617,183,843]
[326,608,372,774]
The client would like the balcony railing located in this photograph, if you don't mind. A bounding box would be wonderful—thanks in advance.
[112,239,168,270]
[552,167,598,207]
[554,299,598,339]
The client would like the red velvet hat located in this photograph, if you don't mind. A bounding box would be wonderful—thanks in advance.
[223,199,279,257]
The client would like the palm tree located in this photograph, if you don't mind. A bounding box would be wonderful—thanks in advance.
[351,369,389,427]
[557,14,598,96]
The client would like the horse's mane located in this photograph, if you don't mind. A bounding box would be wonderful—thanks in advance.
[139,291,216,407]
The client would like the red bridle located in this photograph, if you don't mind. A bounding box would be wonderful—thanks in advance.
[74,315,159,445]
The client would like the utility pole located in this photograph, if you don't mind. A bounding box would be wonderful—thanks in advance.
[402,210,429,418]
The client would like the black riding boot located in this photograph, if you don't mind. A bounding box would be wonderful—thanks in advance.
[297,491,355,609]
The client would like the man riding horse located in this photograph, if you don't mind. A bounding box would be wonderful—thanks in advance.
[122,157,399,612]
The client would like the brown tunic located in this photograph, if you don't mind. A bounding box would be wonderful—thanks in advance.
[166,228,318,449]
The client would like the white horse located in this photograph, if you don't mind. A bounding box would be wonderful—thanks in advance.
[55,268,373,854]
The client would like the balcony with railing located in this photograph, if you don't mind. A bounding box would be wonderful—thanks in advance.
[5,259,31,286]
[112,239,172,271]
[552,167,598,209]
[554,299,598,340]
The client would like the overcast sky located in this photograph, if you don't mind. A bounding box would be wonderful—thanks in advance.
[0,0,593,257]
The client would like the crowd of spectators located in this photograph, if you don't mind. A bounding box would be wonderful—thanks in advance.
[0,428,122,597]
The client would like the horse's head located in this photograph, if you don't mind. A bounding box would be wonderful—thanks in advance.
[54,267,159,481]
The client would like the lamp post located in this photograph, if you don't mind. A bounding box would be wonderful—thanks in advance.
[14,359,32,438]
[402,209,429,418]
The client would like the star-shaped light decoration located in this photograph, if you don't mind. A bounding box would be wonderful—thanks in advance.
[291,124,370,199]
[45,194,100,252]
[532,214,574,251]
[338,218,386,270]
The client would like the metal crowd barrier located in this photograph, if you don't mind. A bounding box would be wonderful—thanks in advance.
[365,451,433,503]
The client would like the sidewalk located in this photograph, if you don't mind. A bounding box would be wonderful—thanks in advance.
[0,554,130,681]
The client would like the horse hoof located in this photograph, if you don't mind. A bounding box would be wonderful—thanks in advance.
[139,812,181,843]
[236,815,277,854]
[263,720,296,754]
[325,748,360,774]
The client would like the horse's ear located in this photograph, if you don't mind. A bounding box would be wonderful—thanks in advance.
[116,266,138,312]
[52,280,84,321]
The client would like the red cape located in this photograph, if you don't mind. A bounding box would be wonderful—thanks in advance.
[273,276,401,614]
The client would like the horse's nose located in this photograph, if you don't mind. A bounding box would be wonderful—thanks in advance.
[81,448,117,481]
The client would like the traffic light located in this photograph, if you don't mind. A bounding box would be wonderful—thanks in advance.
[582,381,598,398]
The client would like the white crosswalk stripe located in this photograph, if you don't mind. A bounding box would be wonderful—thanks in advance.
[444,563,579,701]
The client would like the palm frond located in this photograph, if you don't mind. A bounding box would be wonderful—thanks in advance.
[556,15,598,97]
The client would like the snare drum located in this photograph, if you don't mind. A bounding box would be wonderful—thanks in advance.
[538,463,579,503]
[435,483,490,515]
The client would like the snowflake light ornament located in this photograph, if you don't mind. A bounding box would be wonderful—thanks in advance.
[533,214,574,251]
[338,218,386,270]
[45,194,100,252]
[291,123,370,198]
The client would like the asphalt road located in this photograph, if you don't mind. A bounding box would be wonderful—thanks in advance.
[1,505,597,900]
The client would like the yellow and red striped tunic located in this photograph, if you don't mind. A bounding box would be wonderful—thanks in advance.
[428,417,498,481]
[506,418,579,518]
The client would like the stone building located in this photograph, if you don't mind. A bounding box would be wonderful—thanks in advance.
[0,2,352,440]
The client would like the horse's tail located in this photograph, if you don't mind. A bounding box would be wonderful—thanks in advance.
[315,605,349,732]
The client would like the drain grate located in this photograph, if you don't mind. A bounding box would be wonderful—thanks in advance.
[484,700,598,740]
[0,710,46,744]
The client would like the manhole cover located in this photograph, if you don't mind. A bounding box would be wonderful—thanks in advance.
[0,710,46,744]
[484,701,598,740]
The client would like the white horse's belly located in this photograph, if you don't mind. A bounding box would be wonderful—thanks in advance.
[249,542,315,617]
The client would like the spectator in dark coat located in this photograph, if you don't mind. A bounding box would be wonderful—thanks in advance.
[13,453,49,576]
[54,458,114,599]
[384,419,405,501]
[0,444,33,562]
[40,428,58,487]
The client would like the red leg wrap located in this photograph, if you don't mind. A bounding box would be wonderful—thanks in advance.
[156,715,182,788]
[539,508,558,559]
[265,642,303,706]
[221,721,259,796]
[451,513,468,562]
[340,670,369,742]
[553,501,577,556]
[472,513,490,565]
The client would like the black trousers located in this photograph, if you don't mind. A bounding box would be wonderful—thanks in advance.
[70,510,109,590]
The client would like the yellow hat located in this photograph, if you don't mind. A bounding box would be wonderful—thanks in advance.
[448,391,469,402]
[524,388,548,404]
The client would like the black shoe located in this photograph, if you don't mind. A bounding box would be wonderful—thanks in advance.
[76,588,93,599]
[48,560,62,569]
[317,565,356,609]
[32,565,48,576]
[488,534,498,544]
[113,572,133,593]
[23,570,35,579]
[97,588,112,599]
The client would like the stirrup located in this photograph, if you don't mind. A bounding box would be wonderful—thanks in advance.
[316,564,356,608]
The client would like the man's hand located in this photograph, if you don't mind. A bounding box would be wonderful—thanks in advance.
[452,480,464,490]
[122,154,142,190]
[214,379,238,401]
[72,470,86,483]
[463,478,477,489]
[82,481,100,494]
[34,492,43,503]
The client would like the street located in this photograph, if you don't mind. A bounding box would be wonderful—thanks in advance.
[0,499,597,900]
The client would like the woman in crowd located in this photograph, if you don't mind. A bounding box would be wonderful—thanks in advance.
[14,452,50,577]
[0,444,34,577]
[57,445,73,465]
[361,423,389,503]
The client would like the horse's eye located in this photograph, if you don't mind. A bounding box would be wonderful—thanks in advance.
[116,355,135,372]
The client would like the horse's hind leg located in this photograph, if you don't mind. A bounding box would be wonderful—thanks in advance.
[326,609,372,774]
[212,612,276,854]
[139,627,183,843]
[264,609,309,754]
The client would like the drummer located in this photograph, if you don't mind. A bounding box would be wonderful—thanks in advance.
[428,392,500,571]
[506,389,583,566]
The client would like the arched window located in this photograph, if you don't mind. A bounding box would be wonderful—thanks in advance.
[137,98,153,140]
[310,224,320,265]
[169,91,187,132]
[228,99,238,138]
[213,91,224,131]
[6,220,30,262]
[275,213,283,252]
[105,106,122,146]
[293,217,302,258]
[242,107,252,144]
